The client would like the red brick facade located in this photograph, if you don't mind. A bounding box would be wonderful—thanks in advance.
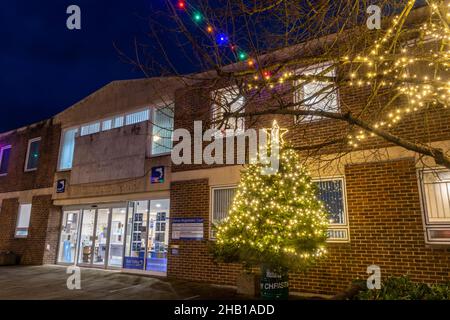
[0,195,60,265]
[0,119,60,193]
[169,159,450,295]
[0,120,61,265]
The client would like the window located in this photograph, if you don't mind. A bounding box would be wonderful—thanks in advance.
[113,116,124,128]
[15,204,32,238]
[152,106,174,156]
[293,63,338,123]
[0,145,12,176]
[420,169,450,244]
[210,186,237,238]
[211,87,245,136]
[59,128,78,170]
[314,178,349,242]
[126,109,149,126]
[80,122,100,136]
[102,119,112,131]
[24,137,41,172]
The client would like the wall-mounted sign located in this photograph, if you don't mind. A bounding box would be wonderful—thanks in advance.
[151,166,165,184]
[56,179,66,193]
[171,218,204,240]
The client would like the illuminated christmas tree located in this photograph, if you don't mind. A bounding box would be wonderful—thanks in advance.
[214,123,329,273]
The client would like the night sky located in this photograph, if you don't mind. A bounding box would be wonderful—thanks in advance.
[0,0,183,133]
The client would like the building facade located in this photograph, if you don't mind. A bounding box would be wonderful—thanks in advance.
[0,119,61,264]
[1,45,450,296]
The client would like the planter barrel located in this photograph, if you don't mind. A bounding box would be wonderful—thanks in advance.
[260,266,289,299]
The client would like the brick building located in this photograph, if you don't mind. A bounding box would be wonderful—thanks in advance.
[0,119,61,264]
[1,5,449,296]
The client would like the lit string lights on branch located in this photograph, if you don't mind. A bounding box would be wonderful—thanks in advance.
[347,0,450,148]
[176,0,253,64]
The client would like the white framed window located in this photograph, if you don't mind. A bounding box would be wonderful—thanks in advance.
[210,186,237,239]
[102,119,113,131]
[419,169,450,244]
[58,128,78,171]
[151,105,174,156]
[0,145,12,176]
[15,204,32,238]
[126,109,149,126]
[24,137,41,172]
[80,122,100,136]
[313,177,350,242]
[293,63,339,123]
[211,87,245,137]
[113,116,124,128]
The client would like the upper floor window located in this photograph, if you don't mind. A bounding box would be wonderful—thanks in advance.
[293,63,339,123]
[151,106,174,156]
[420,169,450,244]
[80,122,100,136]
[59,128,78,171]
[126,109,149,126]
[0,145,12,176]
[24,137,41,172]
[211,87,245,136]
[15,203,32,238]
[314,177,349,242]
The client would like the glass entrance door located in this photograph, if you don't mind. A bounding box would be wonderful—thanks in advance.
[108,208,127,267]
[78,209,95,265]
[57,210,81,264]
[93,209,110,266]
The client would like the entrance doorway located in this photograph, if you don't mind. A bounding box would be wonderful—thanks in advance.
[57,200,170,275]
[58,204,127,269]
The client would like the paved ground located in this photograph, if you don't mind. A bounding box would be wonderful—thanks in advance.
[0,265,243,300]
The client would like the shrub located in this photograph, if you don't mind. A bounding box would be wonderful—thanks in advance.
[354,276,450,300]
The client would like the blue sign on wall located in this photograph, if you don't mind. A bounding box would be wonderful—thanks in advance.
[151,166,165,184]
[56,179,66,193]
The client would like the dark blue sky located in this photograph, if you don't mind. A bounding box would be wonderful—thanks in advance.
[0,0,182,132]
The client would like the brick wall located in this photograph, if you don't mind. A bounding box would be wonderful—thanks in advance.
[0,119,60,193]
[0,195,61,265]
[172,80,450,170]
[169,159,450,295]
[168,179,242,284]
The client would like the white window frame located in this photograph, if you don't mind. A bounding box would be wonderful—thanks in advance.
[57,127,78,172]
[211,87,245,138]
[24,137,41,172]
[150,105,174,157]
[210,185,238,239]
[293,63,339,124]
[15,203,32,238]
[0,145,12,177]
[418,168,450,245]
[313,176,350,243]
